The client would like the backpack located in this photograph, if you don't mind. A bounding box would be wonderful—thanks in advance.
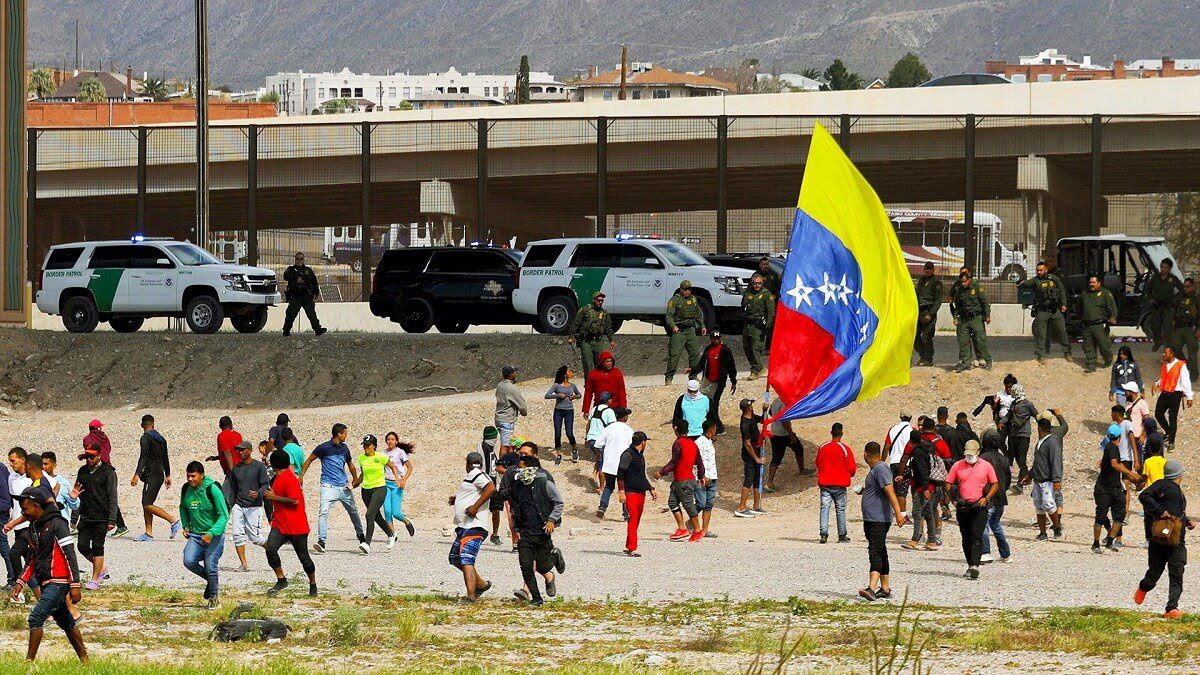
[911,436,946,486]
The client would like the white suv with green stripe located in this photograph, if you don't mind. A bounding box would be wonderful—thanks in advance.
[37,238,280,334]
[513,237,752,335]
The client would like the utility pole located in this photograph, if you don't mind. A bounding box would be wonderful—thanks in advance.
[194,0,210,247]
[74,20,79,72]
[378,80,383,110]
[619,44,628,100]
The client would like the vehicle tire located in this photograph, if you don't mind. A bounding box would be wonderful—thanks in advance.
[61,296,100,334]
[350,259,364,274]
[1000,264,1026,284]
[397,297,434,334]
[435,319,469,334]
[109,317,145,333]
[538,294,576,336]
[695,296,717,334]
[185,295,225,334]
[718,319,743,336]
[609,318,624,335]
[231,306,269,334]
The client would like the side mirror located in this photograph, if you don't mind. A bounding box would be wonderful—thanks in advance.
[644,257,661,268]
[156,258,172,268]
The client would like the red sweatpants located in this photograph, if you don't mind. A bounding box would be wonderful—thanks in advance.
[625,491,646,553]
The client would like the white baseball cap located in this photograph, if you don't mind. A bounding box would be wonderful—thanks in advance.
[686,379,701,392]
[1121,382,1140,394]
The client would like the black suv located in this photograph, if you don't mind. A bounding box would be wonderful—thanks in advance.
[369,247,525,333]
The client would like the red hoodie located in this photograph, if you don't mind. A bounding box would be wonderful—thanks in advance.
[83,429,112,465]
[582,351,626,414]
[815,439,857,487]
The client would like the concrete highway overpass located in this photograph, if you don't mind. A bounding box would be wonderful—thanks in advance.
[24,77,1200,296]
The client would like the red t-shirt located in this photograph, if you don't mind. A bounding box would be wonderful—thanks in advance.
[270,469,309,536]
[216,429,243,475]
[705,347,721,382]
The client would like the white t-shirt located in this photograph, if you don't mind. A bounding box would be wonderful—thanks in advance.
[453,468,492,531]
[9,473,31,530]
[1115,419,1135,462]
[385,447,409,481]
[885,421,912,465]
[995,391,1014,419]
[695,436,718,480]
[596,421,635,476]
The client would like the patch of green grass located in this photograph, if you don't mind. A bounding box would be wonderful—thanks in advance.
[328,606,365,647]
[680,622,733,653]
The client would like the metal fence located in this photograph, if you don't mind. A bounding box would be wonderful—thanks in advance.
[27,113,1200,302]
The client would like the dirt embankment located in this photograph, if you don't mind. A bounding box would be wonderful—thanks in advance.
[0,328,748,411]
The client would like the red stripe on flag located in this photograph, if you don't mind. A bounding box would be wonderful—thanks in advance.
[767,305,846,411]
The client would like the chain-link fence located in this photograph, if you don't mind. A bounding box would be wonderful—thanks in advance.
[27,114,1200,301]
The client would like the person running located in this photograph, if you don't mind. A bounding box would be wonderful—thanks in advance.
[689,330,738,434]
[300,423,367,554]
[210,416,242,478]
[1135,459,1193,619]
[11,487,87,663]
[72,447,117,591]
[357,435,400,553]
[1031,417,1065,541]
[978,429,1012,564]
[946,440,998,580]
[448,452,495,601]
[735,399,766,518]
[766,394,812,491]
[262,450,317,597]
[671,379,711,439]
[617,432,656,556]
[179,461,230,609]
[1001,383,1038,489]
[581,351,627,415]
[382,432,416,538]
[226,441,271,571]
[279,427,306,475]
[694,419,719,538]
[1151,346,1193,450]
[495,365,529,454]
[816,423,857,544]
[502,455,565,607]
[858,442,906,602]
[1094,424,1142,554]
[1110,346,1144,406]
[594,407,634,521]
[585,392,617,492]
[132,414,181,542]
[884,414,914,513]
[82,420,126,537]
[658,420,706,542]
[545,366,581,465]
[268,413,291,451]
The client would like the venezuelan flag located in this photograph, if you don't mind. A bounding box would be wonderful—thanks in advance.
[767,122,917,420]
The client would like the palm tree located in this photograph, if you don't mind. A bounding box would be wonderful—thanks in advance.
[27,68,55,99]
[800,68,822,81]
[142,77,170,101]
[76,77,107,103]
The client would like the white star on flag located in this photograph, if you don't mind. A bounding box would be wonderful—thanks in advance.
[836,274,853,305]
[859,322,869,344]
[786,275,814,308]
[817,272,839,305]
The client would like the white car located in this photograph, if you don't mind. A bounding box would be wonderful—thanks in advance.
[36,237,280,334]
[513,237,753,334]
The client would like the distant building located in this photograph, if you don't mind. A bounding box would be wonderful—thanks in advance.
[571,63,736,102]
[27,100,277,127]
[47,69,143,102]
[263,67,572,116]
[408,93,503,110]
[757,72,823,92]
[866,78,886,90]
[986,48,1200,83]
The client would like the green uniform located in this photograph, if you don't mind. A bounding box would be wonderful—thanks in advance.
[665,292,706,380]
[741,289,775,373]
[1145,272,1183,348]
[913,275,943,364]
[1022,273,1070,360]
[569,303,614,373]
[757,267,782,297]
[950,279,991,367]
[283,263,324,335]
[1173,290,1199,380]
[1078,286,1117,369]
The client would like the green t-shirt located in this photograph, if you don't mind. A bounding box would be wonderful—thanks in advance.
[359,453,390,490]
[282,442,306,476]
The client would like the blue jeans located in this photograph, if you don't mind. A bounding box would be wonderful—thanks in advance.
[981,504,1011,559]
[819,486,848,537]
[318,483,366,543]
[598,473,629,519]
[553,409,576,449]
[384,479,406,523]
[695,479,718,512]
[182,533,225,600]
[27,582,75,631]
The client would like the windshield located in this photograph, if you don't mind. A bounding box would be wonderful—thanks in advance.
[166,243,222,266]
[651,242,708,267]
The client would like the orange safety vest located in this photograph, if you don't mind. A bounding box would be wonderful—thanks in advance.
[1161,360,1185,393]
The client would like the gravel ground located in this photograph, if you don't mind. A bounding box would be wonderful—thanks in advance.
[1,335,1196,613]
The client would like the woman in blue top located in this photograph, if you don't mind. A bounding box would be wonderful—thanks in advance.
[1110,346,1144,406]
[545,366,581,466]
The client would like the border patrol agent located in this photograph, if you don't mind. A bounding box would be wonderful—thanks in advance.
[914,261,943,366]
[665,280,707,385]
[567,291,615,374]
[1021,261,1071,363]
[1079,273,1117,372]
[950,269,991,371]
[1145,258,1183,350]
[742,273,775,379]
[756,257,782,297]
[1173,277,1199,381]
[283,252,327,337]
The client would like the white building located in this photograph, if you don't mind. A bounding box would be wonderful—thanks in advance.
[262,67,572,115]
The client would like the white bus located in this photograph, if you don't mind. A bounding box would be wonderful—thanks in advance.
[888,209,1029,283]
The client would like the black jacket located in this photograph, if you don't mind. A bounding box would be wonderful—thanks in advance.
[17,505,81,588]
[1140,478,1191,544]
[75,461,119,525]
[689,343,737,386]
[499,468,564,529]
[617,448,652,494]
[980,449,1011,507]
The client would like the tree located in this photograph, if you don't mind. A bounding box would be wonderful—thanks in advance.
[516,55,530,104]
[397,100,413,111]
[1157,194,1200,271]
[215,84,232,93]
[27,67,55,99]
[259,91,279,103]
[800,68,822,81]
[142,77,171,101]
[321,98,355,114]
[885,52,932,88]
[76,77,107,103]
[822,60,864,91]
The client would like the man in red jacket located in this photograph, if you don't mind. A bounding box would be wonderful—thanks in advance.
[582,351,626,415]
[815,423,857,544]
[82,420,127,537]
